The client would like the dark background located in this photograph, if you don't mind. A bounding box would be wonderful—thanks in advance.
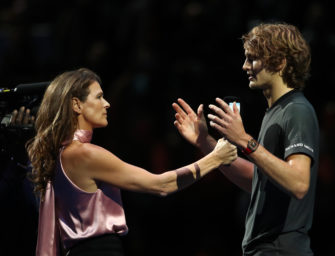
[0,0,334,255]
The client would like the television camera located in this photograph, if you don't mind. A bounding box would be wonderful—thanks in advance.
[0,82,49,160]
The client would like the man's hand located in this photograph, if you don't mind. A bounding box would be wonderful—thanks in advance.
[172,98,209,147]
[10,106,35,126]
[1,106,35,165]
[208,98,248,147]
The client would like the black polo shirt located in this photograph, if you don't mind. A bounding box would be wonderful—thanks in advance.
[242,90,319,255]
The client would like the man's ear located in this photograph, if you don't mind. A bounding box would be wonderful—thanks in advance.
[278,58,287,76]
[72,97,82,114]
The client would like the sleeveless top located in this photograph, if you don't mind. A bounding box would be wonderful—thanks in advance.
[35,130,128,256]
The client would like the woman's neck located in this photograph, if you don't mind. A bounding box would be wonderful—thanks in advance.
[73,129,93,143]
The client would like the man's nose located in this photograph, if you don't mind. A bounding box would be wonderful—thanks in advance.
[242,59,249,71]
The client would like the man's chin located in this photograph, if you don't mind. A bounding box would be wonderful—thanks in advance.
[249,82,258,89]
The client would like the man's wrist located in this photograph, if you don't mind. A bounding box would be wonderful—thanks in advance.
[197,134,215,154]
[241,137,259,155]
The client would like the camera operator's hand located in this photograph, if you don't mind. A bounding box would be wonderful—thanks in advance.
[10,106,35,126]
[1,106,36,168]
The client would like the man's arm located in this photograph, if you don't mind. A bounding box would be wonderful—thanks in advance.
[208,98,311,199]
[173,98,254,193]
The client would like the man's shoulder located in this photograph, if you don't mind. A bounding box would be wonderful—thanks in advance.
[286,97,316,117]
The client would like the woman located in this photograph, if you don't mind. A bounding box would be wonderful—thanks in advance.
[26,68,237,256]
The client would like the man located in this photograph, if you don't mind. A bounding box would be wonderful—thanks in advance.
[0,106,38,255]
[172,23,319,255]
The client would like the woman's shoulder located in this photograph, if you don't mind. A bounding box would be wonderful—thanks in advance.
[62,142,112,166]
[62,141,125,181]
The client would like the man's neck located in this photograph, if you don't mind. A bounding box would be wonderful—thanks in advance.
[263,80,293,108]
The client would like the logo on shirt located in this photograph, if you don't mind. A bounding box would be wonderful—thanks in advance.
[285,143,314,153]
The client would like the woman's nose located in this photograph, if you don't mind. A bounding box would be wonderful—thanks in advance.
[104,99,110,108]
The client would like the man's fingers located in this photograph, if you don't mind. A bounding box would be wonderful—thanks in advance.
[9,106,35,126]
[23,109,31,125]
[177,98,195,115]
[30,115,35,124]
[215,98,233,114]
[208,103,227,118]
[197,104,204,118]
[209,120,225,134]
[10,109,18,124]
[207,114,226,127]
[15,106,25,123]
[174,113,184,124]
[172,103,187,119]
[233,102,240,113]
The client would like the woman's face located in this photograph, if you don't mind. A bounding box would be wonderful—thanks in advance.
[76,81,110,130]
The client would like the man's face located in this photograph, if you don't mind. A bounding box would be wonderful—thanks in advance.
[242,49,274,90]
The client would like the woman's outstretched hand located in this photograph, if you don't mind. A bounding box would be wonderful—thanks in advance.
[213,138,238,166]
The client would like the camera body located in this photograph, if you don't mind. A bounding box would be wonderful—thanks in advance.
[0,82,49,159]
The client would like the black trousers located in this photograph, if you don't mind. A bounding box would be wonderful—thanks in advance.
[66,234,124,256]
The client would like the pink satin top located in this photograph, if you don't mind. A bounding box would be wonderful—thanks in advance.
[35,130,128,256]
